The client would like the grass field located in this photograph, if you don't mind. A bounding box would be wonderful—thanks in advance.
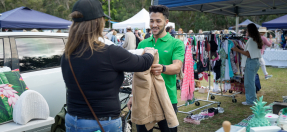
[131,67,287,132]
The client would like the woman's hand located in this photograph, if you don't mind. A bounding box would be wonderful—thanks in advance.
[231,46,239,52]
[144,47,157,56]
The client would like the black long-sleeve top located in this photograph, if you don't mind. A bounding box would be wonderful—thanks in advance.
[61,44,153,118]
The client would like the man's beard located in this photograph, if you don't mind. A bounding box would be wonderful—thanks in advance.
[153,24,165,36]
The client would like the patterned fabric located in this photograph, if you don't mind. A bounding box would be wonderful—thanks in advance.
[219,48,226,79]
[230,52,238,73]
[0,69,28,124]
[181,45,195,101]
[214,80,231,84]
[231,82,245,93]
[122,72,133,86]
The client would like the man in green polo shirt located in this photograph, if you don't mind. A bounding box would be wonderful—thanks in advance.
[127,5,184,132]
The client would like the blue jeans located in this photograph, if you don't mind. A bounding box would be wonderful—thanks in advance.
[65,113,122,132]
[244,58,260,104]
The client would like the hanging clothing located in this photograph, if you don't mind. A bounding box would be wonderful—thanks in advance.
[230,52,238,73]
[227,40,234,78]
[181,45,195,101]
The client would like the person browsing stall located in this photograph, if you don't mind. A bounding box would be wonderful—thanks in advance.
[122,26,137,50]
[232,23,262,106]
[145,28,152,39]
[135,28,144,48]
[61,0,156,131]
[258,27,273,79]
[127,5,185,132]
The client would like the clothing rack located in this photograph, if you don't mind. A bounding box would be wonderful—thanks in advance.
[209,34,244,103]
[174,33,220,115]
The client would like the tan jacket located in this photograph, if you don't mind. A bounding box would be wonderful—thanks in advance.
[122,32,136,50]
[131,53,179,130]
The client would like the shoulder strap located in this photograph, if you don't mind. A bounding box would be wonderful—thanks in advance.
[68,58,105,132]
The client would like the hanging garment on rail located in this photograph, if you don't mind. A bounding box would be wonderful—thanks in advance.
[181,45,195,101]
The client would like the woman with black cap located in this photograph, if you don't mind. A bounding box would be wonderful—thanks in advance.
[61,0,156,131]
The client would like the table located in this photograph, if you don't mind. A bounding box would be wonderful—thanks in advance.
[263,50,287,67]
[0,117,54,132]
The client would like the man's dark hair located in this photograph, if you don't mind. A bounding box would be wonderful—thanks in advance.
[166,26,171,32]
[149,5,169,19]
[146,29,151,33]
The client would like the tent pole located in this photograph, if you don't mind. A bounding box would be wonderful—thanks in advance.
[108,0,111,29]
[235,16,239,34]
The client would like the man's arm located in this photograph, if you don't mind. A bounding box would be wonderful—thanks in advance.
[150,60,182,76]
[136,33,144,41]
[164,60,182,75]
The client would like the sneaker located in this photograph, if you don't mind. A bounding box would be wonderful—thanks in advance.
[242,102,254,106]
[265,75,273,79]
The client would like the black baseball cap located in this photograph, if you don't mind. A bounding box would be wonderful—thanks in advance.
[72,0,112,22]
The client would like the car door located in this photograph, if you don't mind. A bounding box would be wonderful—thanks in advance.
[10,36,66,118]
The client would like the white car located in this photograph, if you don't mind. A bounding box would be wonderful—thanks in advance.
[0,32,116,131]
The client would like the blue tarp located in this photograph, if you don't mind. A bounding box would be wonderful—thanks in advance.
[154,0,287,16]
[0,7,72,29]
[238,19,261,28]
[109,20,118,24]
[262,14,287,29]
[228,19,261,29]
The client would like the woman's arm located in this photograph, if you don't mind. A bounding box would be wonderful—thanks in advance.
[109,46,154,72]
[262,36,272,47]
[231,46,250,58]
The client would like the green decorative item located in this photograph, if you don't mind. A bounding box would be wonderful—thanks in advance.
[283,108,287,115]
[246,96,271,132]
[0,69,28,124]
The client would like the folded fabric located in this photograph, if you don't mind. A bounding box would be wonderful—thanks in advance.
[131,52,179,130]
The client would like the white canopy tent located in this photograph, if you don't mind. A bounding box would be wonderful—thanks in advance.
[113,8,175,30]
[166,22,175,28]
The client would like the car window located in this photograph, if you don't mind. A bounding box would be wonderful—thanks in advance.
[15,38,64,72]
[0,39,3,67]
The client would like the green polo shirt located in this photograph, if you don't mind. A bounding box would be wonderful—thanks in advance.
[137,33,185,104]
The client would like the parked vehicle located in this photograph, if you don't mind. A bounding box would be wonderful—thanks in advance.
[0,32,115,131]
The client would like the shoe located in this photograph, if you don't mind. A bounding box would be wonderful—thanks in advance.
[242,102,254,106]
[265,75,273,79]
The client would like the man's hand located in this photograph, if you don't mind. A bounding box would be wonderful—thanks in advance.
[127,97,132,110]
[151,64,163,76]
[135,33,139,38]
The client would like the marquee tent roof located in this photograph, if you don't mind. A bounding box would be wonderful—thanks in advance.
[0,7,72,29]
[113,8,175,29]
[153,0,287,16]
[229,19,261,29]
[113,8,150,29]
[262,14,287,29]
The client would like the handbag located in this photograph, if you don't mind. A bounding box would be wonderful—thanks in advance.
[51,104,67,132]
[68,58,105,132]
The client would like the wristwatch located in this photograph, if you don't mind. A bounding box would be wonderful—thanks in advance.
[161,64,166,73]
[129,94,133,98]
